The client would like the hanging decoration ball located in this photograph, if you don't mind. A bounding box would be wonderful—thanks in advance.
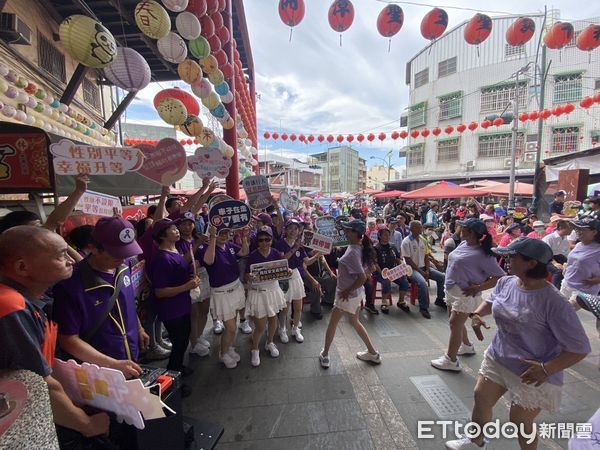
[580,96,594,109]
[410,130,419,139]
[289,134,297,142]
[456,124,467,133]
[213,49,228,67]
[222,63,234,79]
[186,0,207,17]
[162,0,188,13]
[14,110,27,122]
[199,54,219,74]
[399,131,408,139]
[0,79,7,94]
[540,109,552,119]
[206,0,219,15]
[220,91,234,104]
[273,132,280,140]
[564,103,575,114]
[59,15,117,68]
[336,135,343,143]
[25,114,35,126]
[176,11,202,40]
[518,113,529,122]
[157,32,188,64]
[421,8,448,40]
[464,13,492,45]
[51,99,61,108]
[325,135,333,143]
[553,104,565,116]
[366,133,375,142]
[0,64,7,77]
[187,37,210,59]
[154,88,200,116]
[214,81,230,96]
[432,127,441,136]
[201,91,220,109]
[278,0,305,28]
[444,125,455,134]
[135,1,171,40]
[4,86,18,99]
[14,77,27,89]
[178,59,203,84]
[346,134,354,142]
[421,129,430,138]
[263,131,271,140]
[307,135,315,143]
[210,12,224,30]
[24,83,38,95]
[200,15,215,38]
[156,97,188,125]
[222,145,234,158]
[1,104,16,118]
[208,69,224,85]
[191,78,213,98]
[391,131,400,140]
[209,103,226,119]
[34,88,46,100]
[180,114,204,137]
[378,132,386,141]
[104,47,151,91]
[506,17,536,47]
[27,96,37,108]
[222,117,235,129]
[208,34,222,53]
[529,111,539,120]
[376,4,404,38]
[4,70,17,83]
[544,22,574,50]
[15,91,29,104]
[576,24,600,52]
[492,117,504,127]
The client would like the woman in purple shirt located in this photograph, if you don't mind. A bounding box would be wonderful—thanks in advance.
[432,219,505,372]
[561,217,600,300]
[245,226,287,366]
[446,238,591,450]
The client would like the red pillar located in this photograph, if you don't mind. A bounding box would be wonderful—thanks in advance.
[224,0,239,199]
[250,76,259,175]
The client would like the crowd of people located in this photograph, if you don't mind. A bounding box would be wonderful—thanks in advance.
[0,176,598,449]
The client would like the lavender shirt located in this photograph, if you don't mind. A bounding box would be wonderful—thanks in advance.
[564,242,600,295]
[445,241,505,290]
[274,239,307,276]
[149,250,192,322]
[196,242,241,288]
[485,276,591,385]
[336,245,366,299]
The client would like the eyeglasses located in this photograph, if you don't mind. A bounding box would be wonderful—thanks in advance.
[257,238,272,243]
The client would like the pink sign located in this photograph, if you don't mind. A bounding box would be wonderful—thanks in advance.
[136,138,187,185]
[382,263,412,280]
[187,146,231,179]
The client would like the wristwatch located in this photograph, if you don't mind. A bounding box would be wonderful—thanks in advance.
[468,313,480,319]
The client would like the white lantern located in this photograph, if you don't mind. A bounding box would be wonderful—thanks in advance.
[176,12,201,40]
[157,32,187,64]
[104,47,151,91]
[162,0,188,12]
[15,91,28,104]
[14,109,27,122]
[59,103,68,113]
[220,91,233,104]
[25,114,35,125]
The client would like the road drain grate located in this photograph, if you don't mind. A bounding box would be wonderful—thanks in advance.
[410,375,471,420]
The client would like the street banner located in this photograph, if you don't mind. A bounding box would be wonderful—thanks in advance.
[302,231,333,254]
[187,146,231,179]
[136,138,187,185]
[0,132,53,191]
[242,175,272,210]
[250,259,290,283]
[382,263,413,280]
[314,215,348,247]
[76,190,122,217]
[208,199,251,230]
[280,191,300,212]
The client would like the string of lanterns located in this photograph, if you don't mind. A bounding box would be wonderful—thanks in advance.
[261,94,600,144]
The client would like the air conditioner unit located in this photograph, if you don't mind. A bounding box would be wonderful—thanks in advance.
[503,158,520,169]
[523,152,537,162]
[526,142,538,152]
[465,160,476,171]
[0,13,31,45]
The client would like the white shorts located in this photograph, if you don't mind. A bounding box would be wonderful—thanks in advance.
[210,278,246,322]
[285,268,305,303]
[479,350,562,412]
[191,267,211,305]
[445,285,482,314]
[246,280,286,319]
[560,283,577,301]
[333,289,365,315]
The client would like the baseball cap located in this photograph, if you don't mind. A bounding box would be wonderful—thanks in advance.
[341,219,366,235]
[152,218,178,239]
[575,293,600,320]
[253,212,272,226]
[505,223,521,233]
[285,218,301,228]
[169,210,196,223]
[533,220,545,228]
[554,190,566,197]
[571,216,600,231]
[479,213,495,222]
[386,217,398,224]
[92,216,142,259]
[256,225,273,237]
[457,218,488,235]
[492,237,553,264]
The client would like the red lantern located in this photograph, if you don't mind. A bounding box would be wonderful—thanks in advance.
[444,126,454,135]
[337,135,344,143]
[264,131,271,139]
[328,0,355,33]
[200,15,215,38]
[154,88,200,116]
[410,130,419,139]
[421,8,448,40]
[210,12,224,29]
[278,0,305,27]
[540,109,552,119]
[518,113,529,122]
[308,135,315,143]
[506,17,536,46]
[594,92,600,104]
[553,105,565,116]
[432,127,441,136]
[272,132,279,140]
[492,117,504,127]
[391,131,400,140]
[218,0,225,13]
[468,122,478,131]
[327,135,334,143]
[222,63,234,79]
[421,128,430,138]
[186,139,193,145]
[213,49,227,67]
[216,26,230,44]
[367,133,375,142]
[456,124,467,133]
[464,13,492,45]
[529,111,539,121]
[544,22,574,49]
[281,133,288,141]
[186,0,207,18]
[206,0,219,15]
[399,131,408,139]
[481,120,491,129]
[318,135,324,142]
[376,4,404,38]
[347,134,354,142]
[290,134,297,142]
[378,132,386,141]
[208,34,222,52]
[564,103,575,114]
[299,134,306,142]
[193,138,199,145]
[180,139,186,145]
[357,134,365,142]
[576,24,600,52]
[580,96,594,109]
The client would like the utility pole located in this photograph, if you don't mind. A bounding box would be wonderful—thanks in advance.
[509,63,531,210]
[532,44,548,215]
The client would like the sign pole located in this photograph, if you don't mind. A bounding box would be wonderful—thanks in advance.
[224,0,239,199]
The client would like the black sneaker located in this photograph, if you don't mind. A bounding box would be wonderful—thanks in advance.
[397,302,410,313]
[420,309,431,319]
[434,298,447,309]
[380,305,389,314]
[364,304,379,315]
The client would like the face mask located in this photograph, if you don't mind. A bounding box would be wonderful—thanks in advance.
[583,203,591,210]
[534,227,545,233]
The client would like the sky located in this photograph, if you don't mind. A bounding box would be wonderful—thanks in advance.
[124,0,598,170]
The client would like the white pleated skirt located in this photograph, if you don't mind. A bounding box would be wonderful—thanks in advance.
[246,280,287,319]
[285,268,305,303]
[210,278,246,322]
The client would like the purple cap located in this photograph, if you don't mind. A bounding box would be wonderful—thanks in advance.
[153,218,178,239]
[92,217,142,259]
[256,225,273,237]
[285,218,301,228]
[457,218,488,236]
[492,237,553,264]
[169,210,196,223]
[253,212,272,226]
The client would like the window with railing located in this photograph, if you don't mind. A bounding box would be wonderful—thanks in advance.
[407,144,425,167]
[504,44,525,59]
[480,82,527,113]
[553,73,583,103]
[438,92,462,120]
[408,102,427,129]
[551,127,579,154]
[437,138,460,162]
[438,57,457,78]
[82,78,101,111]
[414,68,429,88]
[37,32,66,83]
[478,133,524,158]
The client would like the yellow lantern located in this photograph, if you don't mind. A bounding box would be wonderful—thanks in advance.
[201,92,220,110]
[199,55,218,74]
[198,128,215,146]
[222,117,235,130]
[177,59,202,84]
[156,97,187,125]
[59,15,117,68]
[135,0,170,40]
[180,114,204,137]
[208,69,224,85]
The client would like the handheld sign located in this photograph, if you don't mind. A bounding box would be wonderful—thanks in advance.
[76,190,122,217]
[136,138,187,185]
[302,230,314,247]
[208,199,251,230]
[187,146,232,179]
[242,175,272,210]
[280,191,300,212]
[302,231,333,254]
[208,193,233,208]
[250,259,290,283]
[381,263,413,280]
[314,215,348,247]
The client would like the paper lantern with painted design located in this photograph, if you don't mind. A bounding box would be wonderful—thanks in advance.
[186,0,207,17]
[208,34,221,52]
[154,88,200,116]
[421,8,448,40]
[135,1,171,40]
[210,12,224,30]
[162,0,188,12]
[178,59,203,84]
[157,98,188,125]
[157,32,188,64]
[180,114,204,137]
[221,91,233,103]
[215,81,229,95]
[200,15,215,38]
[199,54,218,73]
[216,26,230,44]
[176,12,202,40]
[544,22,573,49]
[191,78,212,98]
[208,69,224,85]
[189,36,211,59]
[576,24,600,52]
[59,15,117,68]
[506,17,535,46]
[328,0,354,33]
[103,47,151,91]
[278,0,305,28]
[201,91,220,109]
[464,14,492,45]
[377,4,404,38]
[206,0,219,15]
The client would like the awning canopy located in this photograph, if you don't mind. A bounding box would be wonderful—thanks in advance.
[373,190,406,199]
[460,180,503,188]
[472,181,533,197]
[401,181,481,199]
[544,147,600,182]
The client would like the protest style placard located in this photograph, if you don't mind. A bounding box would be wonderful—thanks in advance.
[208,199,251,230]
[76,190,122,217]
[187,146,232,179]
[250,259,291,283]
[382,263,413,280]
[136,138,187,185]
[280,191,300,212]
[208,193,233,208]
[302,231,333,254]
[314,215,348,247]
[242,175,272,210]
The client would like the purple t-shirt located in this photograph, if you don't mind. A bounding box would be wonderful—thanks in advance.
[485,276,591,385]
[336,245,366,298]
[445,241,505,290]
[564,242,600,295]
[53,263,139,362]
[274,239,307,275]
[149,250,192,322]
[175,238,194,257]
[196,242,241,288]
[139,228,157,269]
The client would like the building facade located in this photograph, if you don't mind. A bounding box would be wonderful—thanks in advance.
[398,12,600,190]
[259,153,321,196]
[309,146,365,193]
[368,164,401,190]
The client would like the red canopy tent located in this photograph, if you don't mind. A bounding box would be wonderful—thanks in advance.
[373,190,406,199]
[473,181,533,197]
[401,181,482,199]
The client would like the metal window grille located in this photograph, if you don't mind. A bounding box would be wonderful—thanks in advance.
[408,103,427,129]
[553,73,582,103]
[437,138,460,162]
[414,68,429,88]
[565,30,582,48]
[480,83,527,113]
[407,144,425,167]
[504,44,525,58]
[438,57,457,78]
[439,93,462,120]
[37,32,66,83]
[478,133,524,158]
[82,78,101,111]
[551,127,579,154]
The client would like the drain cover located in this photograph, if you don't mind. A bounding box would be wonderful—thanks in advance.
[410,375,471,420]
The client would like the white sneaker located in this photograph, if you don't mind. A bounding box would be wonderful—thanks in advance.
[279,327,289,344]
[250,349,260,367]
[265,342,280,358]
[292,325,304,343]
[213,320,224,335]
[319,350,330,368]
[238,320,252,334]
[431,354,462,372]
[190,342,210,357]
[457,343,476,356]
[356,351,382,364]
[228,347,241,363]
[289,319,303,329]
[197,336,211,348]
[220,352,237,369]
[445,436,487,449]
